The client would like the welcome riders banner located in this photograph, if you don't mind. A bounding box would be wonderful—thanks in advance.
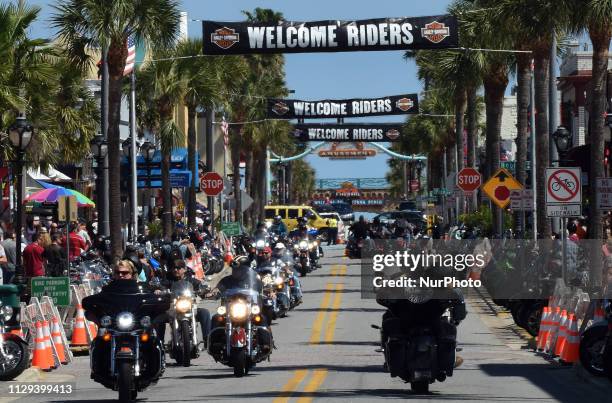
[202,15,458,55]
[292,123,404,142]
[267,94,419,119]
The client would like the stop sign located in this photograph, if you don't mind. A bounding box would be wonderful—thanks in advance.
[200,172,224,196]
[457,167,482,192]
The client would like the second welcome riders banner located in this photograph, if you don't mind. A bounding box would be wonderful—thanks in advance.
[202,15,459,55]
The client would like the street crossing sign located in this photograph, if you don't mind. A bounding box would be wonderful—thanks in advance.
[482,168,523,209]
[545,167,581,217]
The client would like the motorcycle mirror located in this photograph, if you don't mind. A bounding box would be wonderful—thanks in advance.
[370,324,381,330]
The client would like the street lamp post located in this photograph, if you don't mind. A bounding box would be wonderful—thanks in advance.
[122,138,134,240]
[552,125,572,285]
[140,141,156,227]
[90,135,108,237]
[8,115,34,286]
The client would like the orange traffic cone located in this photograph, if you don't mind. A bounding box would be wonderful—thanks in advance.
[560,314,580,363]
[545,307,561,354]
[554,310,568,357]
[51,317,67,364]
[71,304,88,346]
[42,320,57,369]
[536,307,551,351]
[31,321,51,370]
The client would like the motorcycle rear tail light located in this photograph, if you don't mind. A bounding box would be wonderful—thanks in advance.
[140,333,149,342]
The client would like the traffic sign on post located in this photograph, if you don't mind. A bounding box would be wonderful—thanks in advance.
[545,167,581,217]
[596,178,612,209]
[510,189,534,211]
[457,167,481,193]
[200,172,224,196]
[482,168,523,208]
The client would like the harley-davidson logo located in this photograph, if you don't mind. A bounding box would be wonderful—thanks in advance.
[396,98,414,112]
[272,101,290,116]
[211,27,240,49]
[421,21,450,44]
[291,129,303,139]
[386,129,400,140]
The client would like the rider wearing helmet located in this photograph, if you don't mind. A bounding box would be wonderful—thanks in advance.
[270,215,288,237]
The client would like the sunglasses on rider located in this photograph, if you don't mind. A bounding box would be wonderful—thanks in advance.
[114,270,132,277]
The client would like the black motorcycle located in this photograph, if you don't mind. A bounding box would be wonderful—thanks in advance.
[0,285,29,381]
[83,280,170,402]
[375,288,464,393]
[579,302,612,378]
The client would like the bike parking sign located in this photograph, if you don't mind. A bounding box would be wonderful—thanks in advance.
[545,167,581,217]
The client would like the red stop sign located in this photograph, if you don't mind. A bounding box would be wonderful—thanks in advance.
[200,172,224,196]
[457,168,482,192]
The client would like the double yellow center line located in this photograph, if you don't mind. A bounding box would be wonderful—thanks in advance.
[273,263,346,403]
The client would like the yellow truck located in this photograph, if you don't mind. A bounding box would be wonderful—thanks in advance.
[264,205,338,242]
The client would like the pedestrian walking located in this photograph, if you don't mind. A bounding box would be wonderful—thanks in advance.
[61,222,88,261]
[23,232,45,278]
[44,233,67,277]
[1,231,17,283]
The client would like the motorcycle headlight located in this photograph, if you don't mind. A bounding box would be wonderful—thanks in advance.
[217,306,227,316]
[182,290,192,298]
[251,305,261,315]
[309,242,316,250]
[116,312,134,331]
[294,244,299,250]
[2,305,13,319]
[256,240,265,249]
[299,241,308,249]
[265,221,272,229]
[100,315,112,327]
[140,316,151,328]
[230,301,248,320]
[175,298,192,313]
[274,276,284,285]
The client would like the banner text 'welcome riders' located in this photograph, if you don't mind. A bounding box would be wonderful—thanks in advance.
[202,15,458,55]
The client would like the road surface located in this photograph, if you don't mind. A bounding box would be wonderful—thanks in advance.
[4,248,609,403]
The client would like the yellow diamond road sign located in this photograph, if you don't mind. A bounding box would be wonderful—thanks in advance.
[482,168,523,208]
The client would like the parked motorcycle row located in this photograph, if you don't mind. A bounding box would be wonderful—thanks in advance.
[80,226,322,402]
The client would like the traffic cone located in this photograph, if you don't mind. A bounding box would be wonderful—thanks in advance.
[560,313,580,364]
[71,304,88,346]
[51,317,67,364]
[88,321,97,340]
[536,307,551,351]
[545,307,561,354]
[42,320,57,369]
[553,310,568,357]
[31,321,51,370]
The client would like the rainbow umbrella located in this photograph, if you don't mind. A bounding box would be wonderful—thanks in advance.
[24,186,95,207]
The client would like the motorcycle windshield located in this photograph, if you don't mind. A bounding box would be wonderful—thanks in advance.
[83,280,171,321]
[171,280,195,298]
[223,288,259,303]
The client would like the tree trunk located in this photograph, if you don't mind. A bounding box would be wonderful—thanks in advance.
[231,126,242,223]
[244,151,252,228]
[466,87,478,212]
[161,151,173,239]
[286,162,293,204]
[483,67,509,237]
[515,55,532,235]
[534,50,551,239]
[108,76,123,260]
[187,106,197,228]
[587,26,611,289]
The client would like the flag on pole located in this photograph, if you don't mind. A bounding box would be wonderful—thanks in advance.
[222,116,229,148]
[124,36,136,76]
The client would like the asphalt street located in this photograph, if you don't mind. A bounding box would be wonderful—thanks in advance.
[4,248,610,403]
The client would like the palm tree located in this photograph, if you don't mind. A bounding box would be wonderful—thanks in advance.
[52,0,181,259]
[175,39,248,227]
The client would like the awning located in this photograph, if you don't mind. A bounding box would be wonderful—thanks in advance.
[27,167,72,182]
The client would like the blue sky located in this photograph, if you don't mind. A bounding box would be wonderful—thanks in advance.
[25,0,453,180]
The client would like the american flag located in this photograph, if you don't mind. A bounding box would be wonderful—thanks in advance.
[221,116,229,147]
[124,36,136,76]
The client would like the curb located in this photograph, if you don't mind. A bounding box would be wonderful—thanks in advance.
[13,367,44,382]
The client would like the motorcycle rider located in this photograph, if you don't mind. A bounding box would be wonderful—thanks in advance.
[273,243,303,305]
[154,259,211,345]
[369,217,390,239]
[256,246,273,267]
[350,215,369,240]
[270,215,288,237]
[253,222,268,240]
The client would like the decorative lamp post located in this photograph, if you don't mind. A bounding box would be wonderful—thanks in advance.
[90,135,108,236]
[8,115,34,285]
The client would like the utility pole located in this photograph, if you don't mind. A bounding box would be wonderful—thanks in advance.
[531,61,538,239]
[100,47,110,237]
[129,72,138,240]
[205,108,214,231]
[549,33,560,235]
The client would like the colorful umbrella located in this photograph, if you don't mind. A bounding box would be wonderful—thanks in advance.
[24,186,95,207]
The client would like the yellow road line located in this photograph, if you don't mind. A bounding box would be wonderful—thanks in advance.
[337,265,347,277]
[324,283,344,343]
[272,369,309,403]
[330,265,337,276]
[296,369,329,403]
[309,283,334,344]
